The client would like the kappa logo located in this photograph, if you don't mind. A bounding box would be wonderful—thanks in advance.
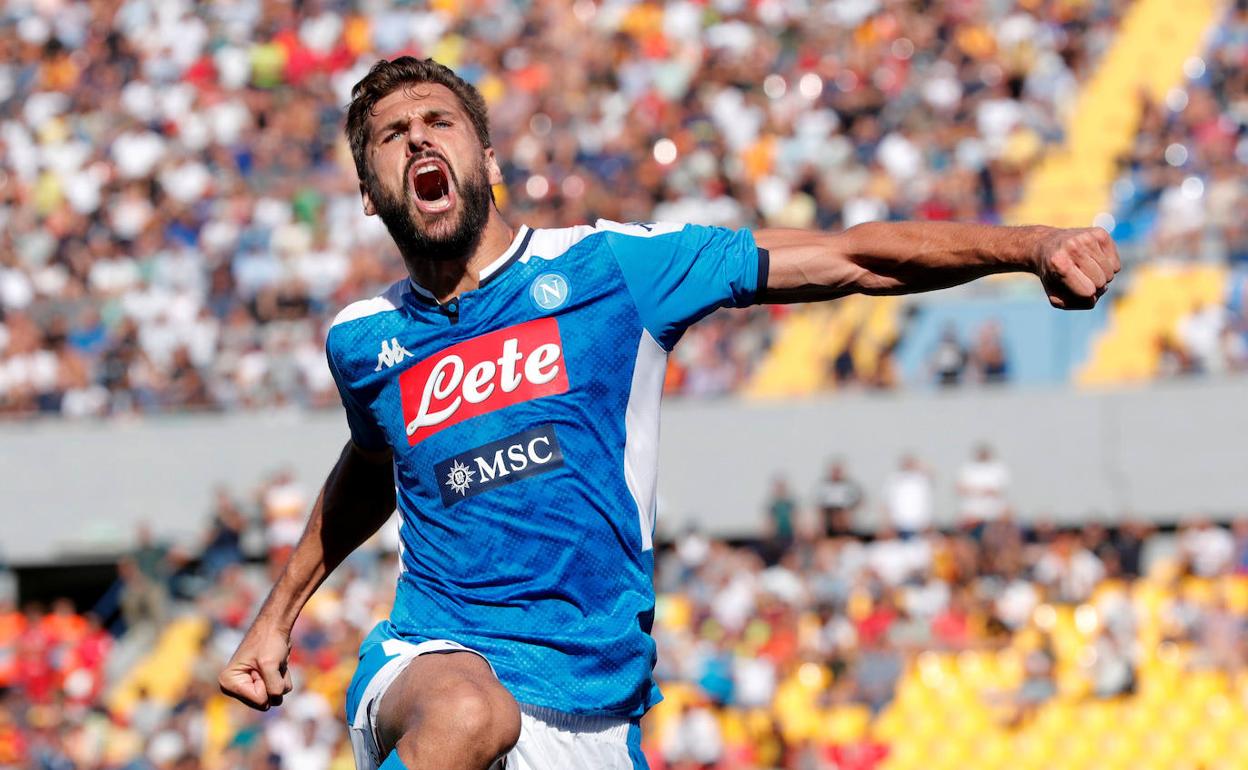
[435,424,564,505]
[398,317,569,445]
[375,338,414,371]
[529,272,570,312]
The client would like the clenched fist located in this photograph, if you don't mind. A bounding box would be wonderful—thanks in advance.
[218,622,294,711]
[1034,226,1122,310]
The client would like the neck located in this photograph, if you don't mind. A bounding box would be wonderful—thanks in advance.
[405,210,515,304]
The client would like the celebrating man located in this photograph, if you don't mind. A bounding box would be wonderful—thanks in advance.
[219,57,1119,770]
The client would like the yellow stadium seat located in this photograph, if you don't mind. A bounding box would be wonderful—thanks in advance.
[107,617,209,715]
[745,296,903,398]
[1079,264,1229,385]
[1010,0,1218,229]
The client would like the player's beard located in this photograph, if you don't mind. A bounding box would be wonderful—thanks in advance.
[369,153,493,264]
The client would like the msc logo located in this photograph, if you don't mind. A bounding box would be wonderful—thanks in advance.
[375,338,414,371]
[434,424,564,505]
[529,272,570,312]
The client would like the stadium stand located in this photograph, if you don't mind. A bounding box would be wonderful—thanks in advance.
[2,0,1247,768]
[0,0,1203,419]
[1008,0,1220,229]
[1078,262,1229,384]
[7,480,1248,770]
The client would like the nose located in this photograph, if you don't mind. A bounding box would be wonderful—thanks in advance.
[406,122,434,152]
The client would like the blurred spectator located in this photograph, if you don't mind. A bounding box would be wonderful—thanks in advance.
[261,469,308,572]
[1009,637,1057,725]
[831,329,861,388]
[1107,520,1152,578]
[201,486,248,581]
[881,454,934,536]
[1178,302,1229,374]
[1179,518,1235,577]
[853,624,904,715]
[928,324,970,387]
[763,476,797,553]
[1193,591,1246,674]
[1232,518,1248,574]
[956,443,1011,531]
[971,320,1011,384]
[118,556,166,632]
[1156,333,1194,377]
[814,459,864,538]
[133,522,170,589]
[661,699,724,769]
[0,556,15,609]
[931,588,974,649]
[1086,627,1136,698]
[1034,532,1105,603]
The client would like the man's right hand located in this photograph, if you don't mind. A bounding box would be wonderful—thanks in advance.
[218,622,294,710]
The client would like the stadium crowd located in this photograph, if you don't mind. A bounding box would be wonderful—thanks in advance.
[1110,0,1247,266]
[1107,0,1248,381]
[4,452,1248,770]
[0,0,1146,417]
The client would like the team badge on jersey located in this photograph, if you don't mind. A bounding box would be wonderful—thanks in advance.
[529,272,570,312]
[434,424,565,505]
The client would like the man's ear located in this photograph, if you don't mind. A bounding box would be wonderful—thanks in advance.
[360,182,377,217]
[485,147,503,187]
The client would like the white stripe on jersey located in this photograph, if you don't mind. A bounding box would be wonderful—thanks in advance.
[331,279,409,327]
[520,224,598,265]
[622,329,667,551]
[590,219,685,238]
[520,220,685,267]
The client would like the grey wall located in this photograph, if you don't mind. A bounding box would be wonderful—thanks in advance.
[2,378,1245,562]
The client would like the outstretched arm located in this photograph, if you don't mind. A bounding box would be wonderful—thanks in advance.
[219,440,396,710]
[756,221,1120,309]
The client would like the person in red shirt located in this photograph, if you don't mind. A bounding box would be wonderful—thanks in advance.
[931,588,974,649]
[0,599,25,688]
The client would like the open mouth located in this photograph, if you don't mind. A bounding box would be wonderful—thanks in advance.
[409,158,455,214]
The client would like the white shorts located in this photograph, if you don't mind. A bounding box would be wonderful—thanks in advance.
[346,637,646,770]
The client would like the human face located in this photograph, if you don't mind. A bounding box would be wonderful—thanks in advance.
[361,84,502,260]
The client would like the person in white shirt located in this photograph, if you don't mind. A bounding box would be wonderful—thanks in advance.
[882,453,934,537]
[957,443,1011,531]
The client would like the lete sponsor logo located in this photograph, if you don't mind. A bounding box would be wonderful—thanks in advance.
[434,424,564,505]
[399,317,569,444]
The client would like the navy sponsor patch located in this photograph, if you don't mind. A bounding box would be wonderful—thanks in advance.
[435,424,564,505]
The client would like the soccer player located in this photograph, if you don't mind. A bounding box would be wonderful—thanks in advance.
[218,58,1119,770]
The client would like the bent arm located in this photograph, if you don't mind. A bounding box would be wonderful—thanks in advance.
[254,440,396,633]
[220,439,395,709]
[756,221,1119,309]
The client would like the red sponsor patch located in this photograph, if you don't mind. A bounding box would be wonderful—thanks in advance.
[399,317,569,445]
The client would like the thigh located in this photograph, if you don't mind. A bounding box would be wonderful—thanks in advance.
[374,650,519,756]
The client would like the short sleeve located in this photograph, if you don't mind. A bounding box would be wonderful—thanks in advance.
[602,220,769,350]
[325,331,389,451]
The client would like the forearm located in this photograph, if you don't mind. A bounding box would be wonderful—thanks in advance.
[253,442,396,632]
[758,222,1050,303]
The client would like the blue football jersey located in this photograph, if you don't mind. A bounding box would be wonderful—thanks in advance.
[327,220,767,718]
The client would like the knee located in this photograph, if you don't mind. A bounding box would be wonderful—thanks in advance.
[435,680,521,761]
